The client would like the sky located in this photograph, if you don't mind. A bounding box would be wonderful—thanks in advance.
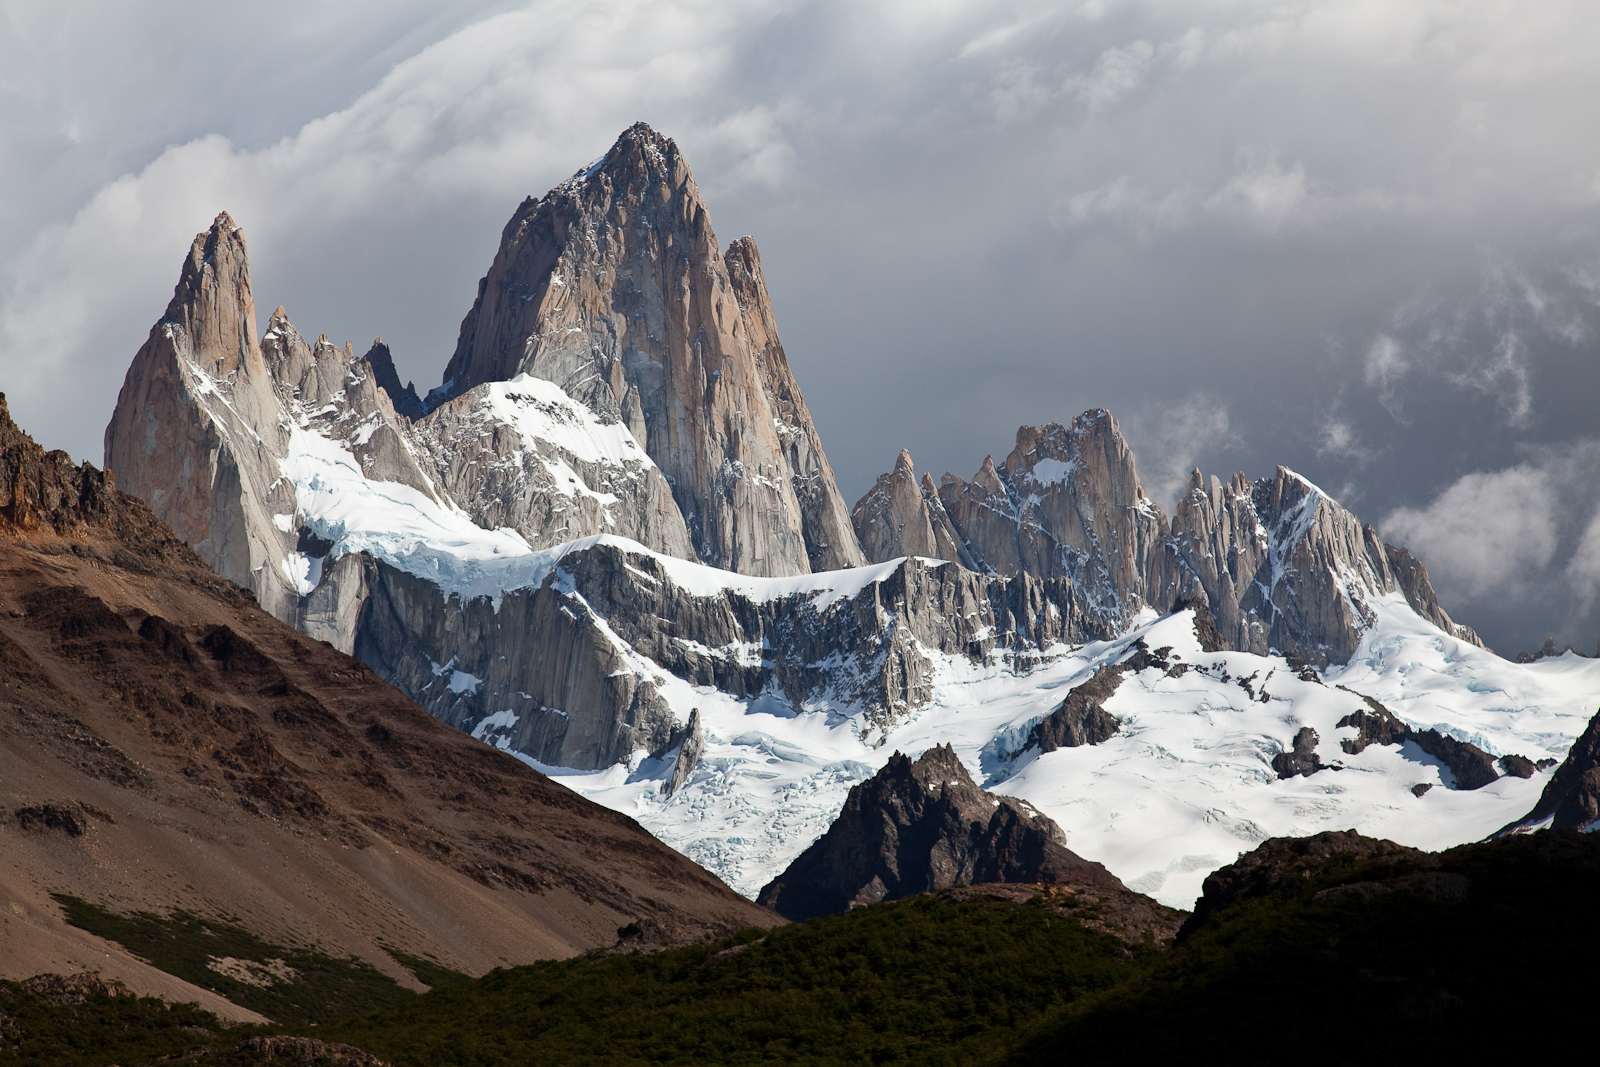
[2,0,1598,656]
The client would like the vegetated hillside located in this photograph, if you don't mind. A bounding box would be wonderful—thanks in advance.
[0,393,777,1015]
[5,828,1596,1064]
[1004,828,1600,1064]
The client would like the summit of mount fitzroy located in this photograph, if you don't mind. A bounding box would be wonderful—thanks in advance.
[436,122,862,576]
[104,124,1600,907]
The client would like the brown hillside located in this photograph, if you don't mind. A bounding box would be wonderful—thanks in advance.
[0,393,777,1016]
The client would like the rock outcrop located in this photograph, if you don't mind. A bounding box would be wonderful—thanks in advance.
[1334,691,1508,790]
[852,450,973,568]
[1018,642,1180,758]
[1271,727,1326,779]
[755,745,1119,921]
[1499,706,1600,834]
[436,123,860,576]
[1168,466,1484,665]
[361,339,426,421]
[899,410,1483,666]
[1180,830,1424,936]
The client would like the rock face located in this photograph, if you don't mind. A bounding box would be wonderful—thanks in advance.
[1499,706,1600,833]
[755,745,1120,921]
[724,236,865,572]
[104,213,301,621]
[863,409,1484,666]
[937,413,1174,628]
[372,546,1112,769]
[851,450,973,568]
[436,123,861,576]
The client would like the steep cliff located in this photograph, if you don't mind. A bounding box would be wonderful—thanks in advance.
[937,412,1175,629]
[104,213,300,620]
[436,123,859,576]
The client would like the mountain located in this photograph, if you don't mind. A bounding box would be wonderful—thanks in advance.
[2,394,776,1010]
[99,125,1600,910]
[437,122,862,576]
[855,410,1483,666]
[756,744,1121,921]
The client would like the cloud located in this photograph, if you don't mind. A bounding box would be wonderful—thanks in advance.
[1316,417,1374,464]
[1206,149,1310,232]
[1381,441,1600,605]
[1120,397,1239,513]
[1066,40,1154,111]
[1050,176,1193,234]
[1381,465,1559,599]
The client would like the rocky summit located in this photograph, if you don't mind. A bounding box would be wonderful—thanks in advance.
[854,411,1482,667]
[438,122,861,576]
[756,745,1120,921]
[94,123,1600,909]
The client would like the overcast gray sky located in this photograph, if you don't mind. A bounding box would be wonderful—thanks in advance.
[3,0,1598,655]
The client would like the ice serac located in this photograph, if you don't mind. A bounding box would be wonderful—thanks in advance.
[437,122,853,576]
[104,212,299,620]
[1168,465,1485,665]
[938,411,1174,629]
[755,744,1120,921]
[852,449,973,568]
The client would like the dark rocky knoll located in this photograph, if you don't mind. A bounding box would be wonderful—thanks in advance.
[1498,705,1600,834]
[757,744,1121,921]
[2,395,777,1008]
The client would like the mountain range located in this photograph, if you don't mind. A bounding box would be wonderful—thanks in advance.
[73,122,1600,912]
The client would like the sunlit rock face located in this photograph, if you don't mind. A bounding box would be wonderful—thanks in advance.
[437,122,863,577]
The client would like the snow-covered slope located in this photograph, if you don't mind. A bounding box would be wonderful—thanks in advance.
[478,567,1600,909]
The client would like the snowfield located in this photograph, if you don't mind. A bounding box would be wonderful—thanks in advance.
[276,375,1600,911]
[526,597,1599,909]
